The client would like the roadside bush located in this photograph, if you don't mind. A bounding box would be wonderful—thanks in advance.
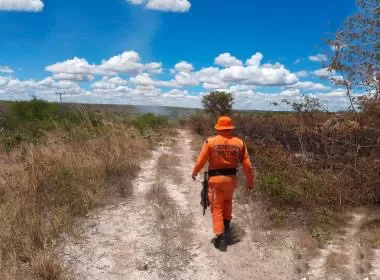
[132,113,169,134]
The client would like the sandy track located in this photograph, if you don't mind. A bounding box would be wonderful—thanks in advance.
[62,149,165,279]
[61,130,378,280]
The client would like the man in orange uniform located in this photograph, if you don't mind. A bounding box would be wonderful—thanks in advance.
[192,116,254,252]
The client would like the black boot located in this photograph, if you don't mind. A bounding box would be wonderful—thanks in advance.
[212,233,227,252]
[224,220,232,244]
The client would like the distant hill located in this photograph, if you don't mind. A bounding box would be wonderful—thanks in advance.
[0,100,294,119]
[75,103,201,119]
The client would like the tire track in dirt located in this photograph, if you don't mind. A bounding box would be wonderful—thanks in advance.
[306,211,380,280]
[61,148,166,279]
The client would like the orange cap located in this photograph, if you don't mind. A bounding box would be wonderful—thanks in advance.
[214,116,235,130]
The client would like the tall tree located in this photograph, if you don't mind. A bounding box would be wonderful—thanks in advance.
[202,91,234,116]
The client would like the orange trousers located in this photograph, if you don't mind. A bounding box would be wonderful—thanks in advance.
[208,176,237,235]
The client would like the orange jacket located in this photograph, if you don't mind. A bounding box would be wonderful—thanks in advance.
[192,131,254,186]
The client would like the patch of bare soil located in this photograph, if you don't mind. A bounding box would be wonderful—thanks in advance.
[305,209,380,280]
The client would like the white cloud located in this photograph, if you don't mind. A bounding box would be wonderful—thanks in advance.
[197,67,220,83]
[289,81,330,91]
[146,0,191,12]
[172,71,199,86]
[162,89,188,98]
[294,59,301,64]
[262,62,283,69]
[0,76,9,86]
[145,62,163,74]
[229,84,255,93]
[245,52,263,67]
[0,76,83,98]
[127,0,191,12]
[130,73,157,87]
[215,53,243,67]
[229,85,256,98]
[108,76,128,85]
[0,0,44,12]
[295,70,309,78]
[52,73,94,81]
[91,76,128,90]
[279,89,301,97]
[323,88,347,97]
[202,83,226,90]
[220,64,298,86]
[197,61,297,89]
[134,85,160,97]
[0,66,13,73]
[308,53,328,62]
[98,51,144,75]
[46,57,96,78]
[174,61,193,73]
[313,68,336,77]
[46,50,160,79]
[197,67,227,89]
[51,80,79,90]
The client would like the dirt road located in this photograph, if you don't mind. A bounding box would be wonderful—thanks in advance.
[61,130,379,280]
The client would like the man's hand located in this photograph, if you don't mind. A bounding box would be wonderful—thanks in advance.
[192,175,197,181]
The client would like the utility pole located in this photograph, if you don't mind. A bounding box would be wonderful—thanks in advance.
[56,92,65,103]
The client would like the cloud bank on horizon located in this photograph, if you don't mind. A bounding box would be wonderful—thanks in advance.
[0,49,350,111]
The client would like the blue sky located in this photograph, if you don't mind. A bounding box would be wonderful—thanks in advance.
[0,0,358,110]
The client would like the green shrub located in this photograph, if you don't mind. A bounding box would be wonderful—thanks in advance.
[132,113,168,134]
[260,174,301,204]
[10,98,59,122]
[0,99,90,150]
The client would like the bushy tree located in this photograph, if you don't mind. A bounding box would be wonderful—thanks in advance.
[202,91,234,116]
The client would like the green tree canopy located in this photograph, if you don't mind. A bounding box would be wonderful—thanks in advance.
[202,91,234,116]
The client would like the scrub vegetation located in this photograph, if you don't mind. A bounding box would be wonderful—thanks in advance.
[187,102,379,243]
[0,99,170,279]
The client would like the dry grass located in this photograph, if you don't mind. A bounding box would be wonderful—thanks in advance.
[0,122,148,278]
[31,251,62,280]
[157,137,184,185]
